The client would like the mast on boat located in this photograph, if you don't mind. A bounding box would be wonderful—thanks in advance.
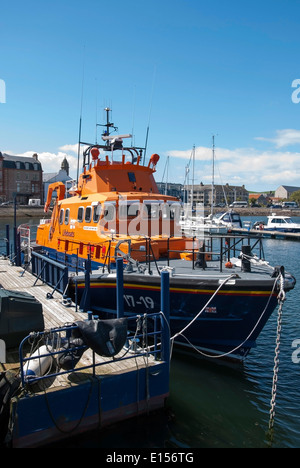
[211,135,215,217]
[78,107,146,168]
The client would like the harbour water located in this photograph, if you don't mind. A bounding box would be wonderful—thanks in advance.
[1,216,299,448]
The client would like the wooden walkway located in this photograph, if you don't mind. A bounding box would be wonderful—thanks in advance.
[0,258,158,392]
[232,227,300,241]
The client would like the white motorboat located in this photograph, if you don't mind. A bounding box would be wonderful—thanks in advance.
[180,210,228,236]
[255,214,300,233]
[212,210,242,230]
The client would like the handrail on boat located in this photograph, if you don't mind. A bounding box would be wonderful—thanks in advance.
[29,232,265,278]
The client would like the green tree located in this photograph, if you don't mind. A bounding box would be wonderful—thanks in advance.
[290,190,300,205]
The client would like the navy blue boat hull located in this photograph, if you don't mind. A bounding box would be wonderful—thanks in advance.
[69,274,279,361]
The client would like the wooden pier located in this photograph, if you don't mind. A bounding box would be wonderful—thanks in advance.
[0,258,170,448]
[232,227,300,241]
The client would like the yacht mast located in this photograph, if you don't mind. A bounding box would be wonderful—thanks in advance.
[211,135,215,216]
[191,144,195,208]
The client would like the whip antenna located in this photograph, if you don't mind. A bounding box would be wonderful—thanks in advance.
[77,46,85,184]
[144,66,156,164]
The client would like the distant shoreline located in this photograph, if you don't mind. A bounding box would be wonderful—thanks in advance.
[0,205,299,219]
[210,207,300,217]
[0,206,49,219]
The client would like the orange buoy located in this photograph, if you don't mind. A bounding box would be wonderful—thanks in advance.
[91,147,100,160]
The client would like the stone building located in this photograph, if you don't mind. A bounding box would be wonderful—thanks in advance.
[43,158,73,203]
[185,182,249,206]
[0,152,43,204]
[156,182,183,200]
[275,185,300,200]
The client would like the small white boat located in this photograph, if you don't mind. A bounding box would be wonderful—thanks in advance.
[180,207,228,236]
[212,211,242,230]
[256,214,300,233]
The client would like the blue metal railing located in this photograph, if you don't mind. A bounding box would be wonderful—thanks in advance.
[20,254,171,389]
[18,310,169,389]
[31,250,69,295]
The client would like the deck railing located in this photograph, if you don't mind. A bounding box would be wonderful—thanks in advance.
[19,310,169,389]
[29,233,265,281]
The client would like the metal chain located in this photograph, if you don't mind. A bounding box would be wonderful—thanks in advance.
[269,301,283,430]
[268,269,285,441]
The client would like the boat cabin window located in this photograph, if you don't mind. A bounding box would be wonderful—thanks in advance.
[59,208,64,225]
[102,202,116,221]
[77,206,84,222]
[143,200,163,219]
[64,208,70,225]
[93,205,100,223]
[85,206,92,223]
[119,200,140,219]
[128,172,136,183]
[162,202,181,221]
[271,218,282,224]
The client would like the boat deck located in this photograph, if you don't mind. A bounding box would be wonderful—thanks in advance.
[84,256,276,284]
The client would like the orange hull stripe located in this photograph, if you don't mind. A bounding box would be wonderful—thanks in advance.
[75,282,275,297]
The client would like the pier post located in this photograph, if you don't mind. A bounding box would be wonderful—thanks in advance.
[116,257,124,318]
[80,256,91,312]
[241,245,251,272]
[5,224,9,257]
[160,270,170,364]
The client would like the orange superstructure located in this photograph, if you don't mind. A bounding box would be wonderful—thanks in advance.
[36,109,190,269]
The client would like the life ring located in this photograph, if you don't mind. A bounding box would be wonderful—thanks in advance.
[259,223,264,230]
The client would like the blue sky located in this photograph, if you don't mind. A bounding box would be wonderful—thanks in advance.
[1,0,300,192]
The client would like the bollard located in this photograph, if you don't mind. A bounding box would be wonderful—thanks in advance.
[160,270,170,364]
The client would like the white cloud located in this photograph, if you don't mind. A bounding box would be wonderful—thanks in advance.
[59,144,79,153]
[18,150,78,177]
[255,129,300,148]
[8,134,300,192]
[166,144,300,191]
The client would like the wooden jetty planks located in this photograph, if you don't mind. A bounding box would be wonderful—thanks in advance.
[0,257,159,393]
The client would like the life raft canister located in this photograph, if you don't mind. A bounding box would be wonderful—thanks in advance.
[23,345,53,382]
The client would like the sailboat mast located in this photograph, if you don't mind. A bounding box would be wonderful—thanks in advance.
[211,135,215,216]
[191,144,195,208]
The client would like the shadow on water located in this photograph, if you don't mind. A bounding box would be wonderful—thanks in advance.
[48,349,273,449]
